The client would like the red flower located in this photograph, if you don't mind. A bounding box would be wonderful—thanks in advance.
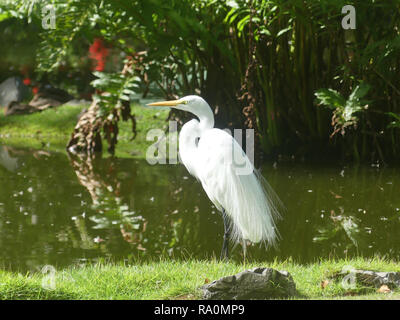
[89,38,109,72]
[23,78,31,86]
[32,87,39,94]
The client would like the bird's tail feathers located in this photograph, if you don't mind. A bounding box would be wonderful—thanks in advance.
[224,167,282,247]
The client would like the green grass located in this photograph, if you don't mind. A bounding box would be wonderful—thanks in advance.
[0,104,85,136]
[0,103,170,158]
[1,258,399,300]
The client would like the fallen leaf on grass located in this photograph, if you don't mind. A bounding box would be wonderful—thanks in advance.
[321,280,330,289]
[377,285,391,293]
[204,278,210,284]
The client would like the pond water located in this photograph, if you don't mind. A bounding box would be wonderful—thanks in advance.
[0,145,400,272]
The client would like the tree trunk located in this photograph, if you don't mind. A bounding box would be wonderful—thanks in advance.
[66,99,103,154]
[66,59,137,155]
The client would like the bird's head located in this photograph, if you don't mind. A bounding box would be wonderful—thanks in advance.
[147,95,208,112]
[147,95,214,128]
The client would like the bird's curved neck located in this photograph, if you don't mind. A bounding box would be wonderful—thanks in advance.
[193,105,214,132]
[179,107,214,177]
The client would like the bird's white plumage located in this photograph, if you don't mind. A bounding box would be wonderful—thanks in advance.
[175,96,280,245]
[196,128,279,244]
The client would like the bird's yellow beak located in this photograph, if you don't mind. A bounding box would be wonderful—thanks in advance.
[146,99,186,107]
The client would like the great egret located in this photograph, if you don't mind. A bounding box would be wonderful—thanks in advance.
[147,95,281,259]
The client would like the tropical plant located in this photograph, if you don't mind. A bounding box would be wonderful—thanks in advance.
[315,83,370,137]
[2,0,400,162]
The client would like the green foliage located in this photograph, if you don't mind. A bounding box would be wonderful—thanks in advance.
[315,89,347,111]
[2,0,400,161]
[386,112,400,129]
[315,83,370,137]
[91,69,141,118]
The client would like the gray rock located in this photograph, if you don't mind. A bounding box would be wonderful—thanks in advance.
[0,76,30,108]
[29,86,74,109]
[201,267,296,300]
[4,101,37,116]
[340,269,400,289]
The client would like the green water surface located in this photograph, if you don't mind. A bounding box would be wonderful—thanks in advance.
[0,145,399,272]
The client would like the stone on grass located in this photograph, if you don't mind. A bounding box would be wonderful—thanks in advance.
[3,84,75,116]
[29,86,74,110]
[0,76,30,108]
[4,101,37,116]
[201,267,296,300]
[340,269,400,289]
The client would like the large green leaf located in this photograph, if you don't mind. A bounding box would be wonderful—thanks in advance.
[315,89,346,110]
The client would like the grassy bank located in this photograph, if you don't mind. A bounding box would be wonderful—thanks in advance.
[1,258,400,300]
[0,103,170,158]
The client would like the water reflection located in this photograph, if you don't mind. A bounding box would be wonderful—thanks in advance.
[313,211,362,250]
[0,146,18,172]
[0,145,399,271]
[69,153,146,249]
[66,150,222,266]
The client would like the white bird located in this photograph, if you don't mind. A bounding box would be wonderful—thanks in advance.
[147,95,281,259]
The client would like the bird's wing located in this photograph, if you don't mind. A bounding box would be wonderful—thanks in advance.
[196,128,280,244]
[195,129,245,208]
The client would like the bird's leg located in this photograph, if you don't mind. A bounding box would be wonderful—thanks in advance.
[220,209,230,260]
[242,239,247,264]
